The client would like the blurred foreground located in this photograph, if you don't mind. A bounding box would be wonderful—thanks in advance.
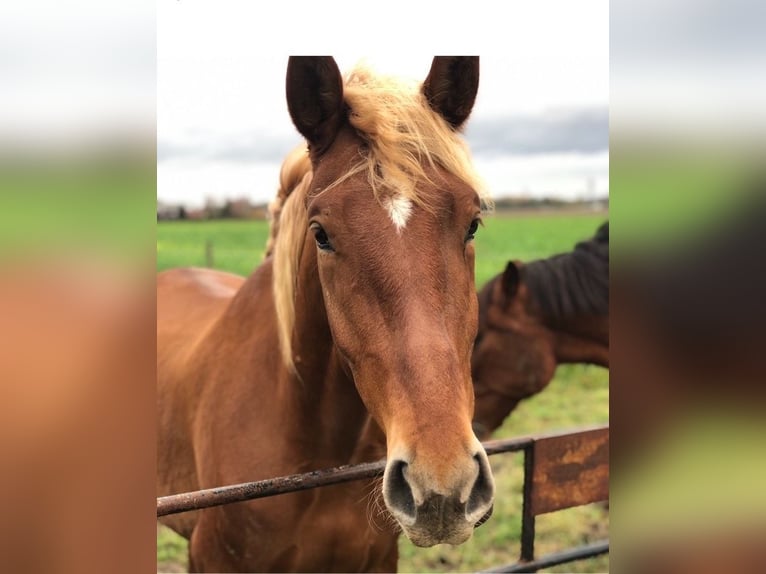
[611,162,766,573]
[611,0,766,569]
[1,1,156,568]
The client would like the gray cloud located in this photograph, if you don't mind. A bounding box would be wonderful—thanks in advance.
[159,106,608,163]
[465,106,608,156]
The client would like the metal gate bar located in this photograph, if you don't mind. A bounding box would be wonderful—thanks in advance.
[158,435,536,517]
[482,540,609,573]
[514,426,609,572]
[157,425,608,572]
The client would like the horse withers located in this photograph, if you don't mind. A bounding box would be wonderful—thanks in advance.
[471,222,609,438]
[157,56,494,572]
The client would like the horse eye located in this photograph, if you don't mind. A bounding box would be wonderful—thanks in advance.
[465,218,480,242]
[311,224,334,251]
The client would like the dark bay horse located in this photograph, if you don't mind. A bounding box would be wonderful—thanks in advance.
[471,222,609,437]
[157,56,495,572]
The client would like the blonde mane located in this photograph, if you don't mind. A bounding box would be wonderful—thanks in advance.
[328,66,490,206]
[265,144,312,259]
[272,64,492,369]
[272,166,312,370]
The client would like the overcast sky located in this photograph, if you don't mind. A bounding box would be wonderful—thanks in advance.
[157,1,609,208]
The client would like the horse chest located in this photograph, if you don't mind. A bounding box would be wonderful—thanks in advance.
[291,490,398,572]
[224,488,397,572]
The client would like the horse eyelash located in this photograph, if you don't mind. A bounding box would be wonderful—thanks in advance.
[310,223,334,252]
[465,218,482,242]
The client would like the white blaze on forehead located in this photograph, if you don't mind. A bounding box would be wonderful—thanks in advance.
[385,195,413,233]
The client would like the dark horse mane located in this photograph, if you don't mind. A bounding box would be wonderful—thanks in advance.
[524,221,609,318]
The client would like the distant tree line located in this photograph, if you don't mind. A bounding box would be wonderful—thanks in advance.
[158,195,608,221]
[157,198,269,221]
[492,196,608,212]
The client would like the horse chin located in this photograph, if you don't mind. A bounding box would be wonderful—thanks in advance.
[399,522,475,548]
[396,504,493,546]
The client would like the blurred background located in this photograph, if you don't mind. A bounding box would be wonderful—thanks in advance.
[611,0,766,572]
[2,0,765,572]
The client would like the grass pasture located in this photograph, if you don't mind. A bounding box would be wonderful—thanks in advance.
[156,211,609,573]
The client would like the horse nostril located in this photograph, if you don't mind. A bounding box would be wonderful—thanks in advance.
[385,459,416,520]
[466,453,495,518]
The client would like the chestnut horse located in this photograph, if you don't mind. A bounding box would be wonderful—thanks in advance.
[471,222,609,438]
[157,57,495,572]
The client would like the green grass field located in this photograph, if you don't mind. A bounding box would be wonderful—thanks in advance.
[156,211,609,573]
[156,212,607,289]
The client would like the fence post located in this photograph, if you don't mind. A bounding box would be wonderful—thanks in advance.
[519,443,536,570]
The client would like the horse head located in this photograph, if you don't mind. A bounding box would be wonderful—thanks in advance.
[281,56,494,547]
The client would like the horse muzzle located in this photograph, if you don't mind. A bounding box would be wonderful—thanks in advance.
[382,449,495,547]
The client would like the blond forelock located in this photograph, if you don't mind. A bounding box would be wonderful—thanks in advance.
[271,63,492,369]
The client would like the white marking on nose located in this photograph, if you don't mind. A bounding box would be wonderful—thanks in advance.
[385,195,412,233]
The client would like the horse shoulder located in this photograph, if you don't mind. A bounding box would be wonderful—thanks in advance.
[156,267,247,535]
[162,263,287,487]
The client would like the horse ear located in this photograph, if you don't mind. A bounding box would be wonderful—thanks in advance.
[286,56,345,155]
[422,56,480,130]
[502,261,522,300]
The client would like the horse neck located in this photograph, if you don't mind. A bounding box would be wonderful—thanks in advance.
[282,246,381,464]
[524,234,608,320]
[548,314,610,367]
[524,255,610,367]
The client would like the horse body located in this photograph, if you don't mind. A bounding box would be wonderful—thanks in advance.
[158,261,398,571]
[472,223,609,437]
[158,56,494,572]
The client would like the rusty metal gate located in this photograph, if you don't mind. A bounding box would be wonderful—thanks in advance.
[158,425,609,573]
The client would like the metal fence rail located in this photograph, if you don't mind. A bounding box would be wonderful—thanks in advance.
[157,425,609,573]
[482,540,609,573]
[157,435,535,517]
